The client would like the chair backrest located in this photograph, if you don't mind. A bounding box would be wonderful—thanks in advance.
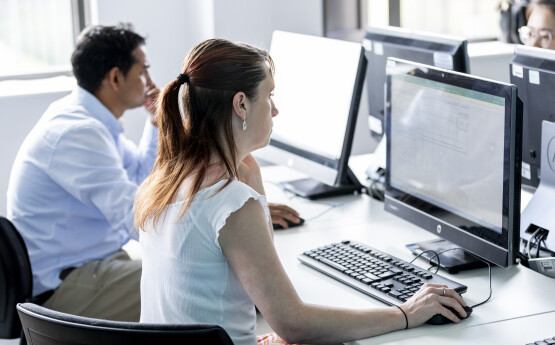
[17,303,235,345]
[0,216,33,339]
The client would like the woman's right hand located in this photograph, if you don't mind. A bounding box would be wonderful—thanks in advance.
[400,283,468,327]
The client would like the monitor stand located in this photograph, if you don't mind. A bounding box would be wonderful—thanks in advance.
[406,238,487,274]
[280,167,362,200]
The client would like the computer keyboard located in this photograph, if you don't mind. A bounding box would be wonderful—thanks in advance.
[299,240,467,306]
[526,336,555,345]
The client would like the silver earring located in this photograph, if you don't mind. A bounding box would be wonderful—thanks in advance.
[242,118,247,131]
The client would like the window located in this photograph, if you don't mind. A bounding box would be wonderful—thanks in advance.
[367,0,501,40]
[0,0,87,80]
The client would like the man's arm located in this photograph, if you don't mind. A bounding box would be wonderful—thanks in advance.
[48,124,142,234]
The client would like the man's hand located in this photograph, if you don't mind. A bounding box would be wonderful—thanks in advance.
[144,85,160,127]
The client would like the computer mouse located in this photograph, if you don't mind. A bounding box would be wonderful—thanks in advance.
[426,305,473,325]
[272,217,305,230]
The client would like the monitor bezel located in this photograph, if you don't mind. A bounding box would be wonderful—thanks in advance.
[383,58,522,267]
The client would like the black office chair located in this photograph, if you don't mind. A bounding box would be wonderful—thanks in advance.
[17,302,234,344]
[0,216,33,343]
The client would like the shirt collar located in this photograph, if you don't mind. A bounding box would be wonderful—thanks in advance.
[72,86,124,137]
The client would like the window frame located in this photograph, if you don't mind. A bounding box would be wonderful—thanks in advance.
[0,0,90,81]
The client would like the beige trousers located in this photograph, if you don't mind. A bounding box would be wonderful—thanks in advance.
[42,250,141,321]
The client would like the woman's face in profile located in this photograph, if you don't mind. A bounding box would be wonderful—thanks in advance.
[526,6,555,50]
[246,66,279,151]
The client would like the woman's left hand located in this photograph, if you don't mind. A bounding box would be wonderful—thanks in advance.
[268,203,301,229]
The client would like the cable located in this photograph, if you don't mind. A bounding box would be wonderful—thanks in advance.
[304,202,342,221]
[410,246,492,309]
[469,257,492,308]
[409,249,441,270]
[526,228,543,259]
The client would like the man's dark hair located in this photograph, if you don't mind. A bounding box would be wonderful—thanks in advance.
[71,23,145,93]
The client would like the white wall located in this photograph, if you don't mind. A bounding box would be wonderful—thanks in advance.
[94,0,215,144]
[213,0,324,49]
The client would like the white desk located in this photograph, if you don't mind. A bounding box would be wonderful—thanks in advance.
[263,165,555,345]
[375,311,555,345]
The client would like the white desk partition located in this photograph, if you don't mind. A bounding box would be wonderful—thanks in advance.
[263,163,555,344]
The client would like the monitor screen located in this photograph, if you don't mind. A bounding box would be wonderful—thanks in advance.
[254,30,366,199]
[363,26,469,139]
[384,58,522,268]
[510,45,555,189]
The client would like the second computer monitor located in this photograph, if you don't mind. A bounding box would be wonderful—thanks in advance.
[363,26,469,138]
[384,58,522,268]
[255,30,366,199]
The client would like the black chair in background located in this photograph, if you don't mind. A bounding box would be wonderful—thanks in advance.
[0,216,33,344]
[17,302,235,345]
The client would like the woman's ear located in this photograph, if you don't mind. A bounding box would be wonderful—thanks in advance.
[232,92,248,120]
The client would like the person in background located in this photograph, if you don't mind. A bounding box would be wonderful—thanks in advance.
[519,0,555,49]
[499,0,532,44]
[136,38,468,345]
[7,23,155,321]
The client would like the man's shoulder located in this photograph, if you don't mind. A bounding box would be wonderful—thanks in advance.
[41,102,110,139]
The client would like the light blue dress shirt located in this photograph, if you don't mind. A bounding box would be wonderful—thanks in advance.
[7,86,158,296]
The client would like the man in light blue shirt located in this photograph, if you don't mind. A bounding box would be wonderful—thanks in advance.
[7,24,157,321]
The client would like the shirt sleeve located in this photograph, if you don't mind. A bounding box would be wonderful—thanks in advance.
[210,181,270,252]
[117,118,159,184]
[47,122,147,237]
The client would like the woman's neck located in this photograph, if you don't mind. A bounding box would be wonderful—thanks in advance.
[175,161,232,201]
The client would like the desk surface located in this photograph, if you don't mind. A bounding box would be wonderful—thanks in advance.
[262,164,555,345]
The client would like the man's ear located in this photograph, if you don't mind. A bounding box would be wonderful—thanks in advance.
[232,92,248,120]
[106,66,122,91]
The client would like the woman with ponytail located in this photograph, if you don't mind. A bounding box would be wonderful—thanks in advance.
[135,38,467,345]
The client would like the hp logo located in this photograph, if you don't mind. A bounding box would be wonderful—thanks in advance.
[436,224,442,234]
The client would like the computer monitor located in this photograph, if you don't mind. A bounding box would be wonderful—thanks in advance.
[363,26,470,139]
[510,45,555,189]
[255,30,367,199]
[384,58,522,269]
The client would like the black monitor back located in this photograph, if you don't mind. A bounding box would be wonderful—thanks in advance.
[363,26,469,138]
[510,45,555,189]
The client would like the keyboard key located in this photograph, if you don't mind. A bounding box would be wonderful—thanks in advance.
[388,290,403,298]
[364,273,381,281]
[378,271,397,280]
[319,257,347,272]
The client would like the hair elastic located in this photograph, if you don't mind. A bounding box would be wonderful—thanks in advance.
[177,73,189,85]
[395,305,408,329]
